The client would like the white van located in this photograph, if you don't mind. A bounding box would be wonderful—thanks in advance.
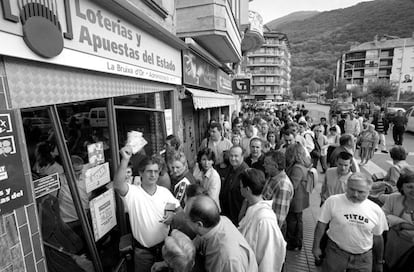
[89,107,108,127]
[406,106,414,132]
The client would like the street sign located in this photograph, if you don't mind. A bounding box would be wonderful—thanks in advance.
[232,79,251,95]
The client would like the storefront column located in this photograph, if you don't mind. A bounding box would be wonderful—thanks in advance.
[107,98,127,235]
[48,105,104,272]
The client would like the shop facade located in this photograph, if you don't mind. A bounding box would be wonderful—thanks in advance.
[0,0,185,271]
[180,48,238,168]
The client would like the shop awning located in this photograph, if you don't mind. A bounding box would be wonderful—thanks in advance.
[187,88,236,109]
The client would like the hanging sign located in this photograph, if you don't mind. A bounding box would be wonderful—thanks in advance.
[85,162,111,193]
[90,188,117,241]
[33,173,60,199]
[87,141,105,165]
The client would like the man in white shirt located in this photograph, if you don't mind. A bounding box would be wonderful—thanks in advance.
[200,122,232,170]
[298,121,315,154]
[344,112,360,138]
[114,146,180,272]
[312,173,388,272]
[239,168,286,272]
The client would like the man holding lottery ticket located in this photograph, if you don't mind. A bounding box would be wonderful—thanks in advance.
[114,132,180,272]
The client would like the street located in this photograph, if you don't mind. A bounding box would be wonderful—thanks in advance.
[283,102,414,272]
[303,102,414,177]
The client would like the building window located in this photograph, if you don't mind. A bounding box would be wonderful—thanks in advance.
[142,0,168,19]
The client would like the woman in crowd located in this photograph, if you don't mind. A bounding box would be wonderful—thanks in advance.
[266,130,279,151]
[285,143,311,251]
[357,124,379,166]
[192,148,221,210]
[385,146,410,187]
[168,151,196,207]
[382,169,414,271]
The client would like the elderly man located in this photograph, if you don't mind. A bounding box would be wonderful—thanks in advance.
[245,137,265,174]
[312,173,388,272]
[185,195,258,272]
[114,146,181,272]
[239,168,286,272]
[200,122,232,170]
[220,145,249,225]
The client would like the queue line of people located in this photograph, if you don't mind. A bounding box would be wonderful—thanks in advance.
[113,103,413,272]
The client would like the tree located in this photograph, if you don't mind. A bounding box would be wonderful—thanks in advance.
[368,79,396,106]
[291,85,306,99]
[308,80,320,94]
[350,85,365,100]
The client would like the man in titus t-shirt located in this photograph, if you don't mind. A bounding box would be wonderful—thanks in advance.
[312,172,388,272]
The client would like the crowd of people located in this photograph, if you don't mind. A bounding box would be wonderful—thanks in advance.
[113,103,414,272]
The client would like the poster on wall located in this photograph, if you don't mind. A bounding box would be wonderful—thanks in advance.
[183,50,217,89]
[87,142,105,165]
[85,162,111,193]
[90,188,117,241]
[0,110,30,215]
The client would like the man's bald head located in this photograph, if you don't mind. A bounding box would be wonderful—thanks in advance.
[185,195,220,228]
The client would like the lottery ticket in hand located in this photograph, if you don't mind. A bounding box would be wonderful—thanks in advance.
[126,131,147,154]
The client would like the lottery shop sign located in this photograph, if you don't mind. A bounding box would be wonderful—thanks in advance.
[0,110,30,215]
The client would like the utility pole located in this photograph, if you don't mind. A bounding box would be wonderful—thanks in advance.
[383,34,406,101]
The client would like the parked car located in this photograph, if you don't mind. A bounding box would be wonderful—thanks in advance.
[405,106,414,132]
[386,107,406,120]
[329,102,355,116]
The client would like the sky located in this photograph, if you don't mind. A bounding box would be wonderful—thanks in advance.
[249,0,374,24]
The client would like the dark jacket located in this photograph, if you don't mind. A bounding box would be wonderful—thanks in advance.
[219,162,249,226]
[244,154,265,174]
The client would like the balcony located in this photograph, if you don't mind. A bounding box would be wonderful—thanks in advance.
[176,0,242,63]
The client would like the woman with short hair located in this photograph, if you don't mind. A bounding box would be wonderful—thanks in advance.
[167,151,196,207]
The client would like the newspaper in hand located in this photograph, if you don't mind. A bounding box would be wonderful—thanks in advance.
[126,131,147,154]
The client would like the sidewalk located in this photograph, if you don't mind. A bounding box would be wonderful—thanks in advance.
[284,175,323,272]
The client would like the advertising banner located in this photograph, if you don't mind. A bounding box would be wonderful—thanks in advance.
[0,111,30,214]
[90,188,117,241]
[183,50,217,90]
[0,0,181,84]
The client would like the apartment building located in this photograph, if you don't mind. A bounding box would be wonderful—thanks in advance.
[245,31,291,100]
[338,34,414,94]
